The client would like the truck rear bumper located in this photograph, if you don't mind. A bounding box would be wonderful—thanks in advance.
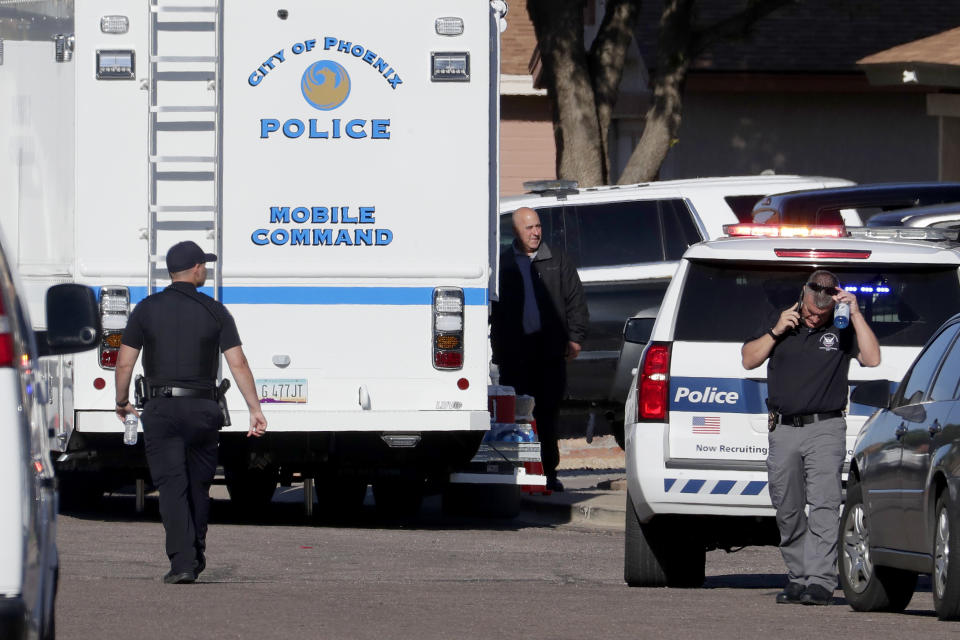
[60,429,488,475]
[75,409,491,433]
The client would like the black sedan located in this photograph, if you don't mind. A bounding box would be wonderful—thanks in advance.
[842,313,960,620]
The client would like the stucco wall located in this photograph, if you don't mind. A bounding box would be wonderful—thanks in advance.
[500,95,556,196]
[610,91,938,184]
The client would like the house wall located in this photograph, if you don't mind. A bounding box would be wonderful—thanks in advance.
[500,95,556,196]
[610,91,938,184]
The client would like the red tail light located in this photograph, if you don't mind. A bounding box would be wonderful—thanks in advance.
[774,248,871,259]
[434,351,463,368]
[99,348,119,368]
[433,288,464,370]
[98,287,130,370]
[637,342,671,421]
[0,294,13,367]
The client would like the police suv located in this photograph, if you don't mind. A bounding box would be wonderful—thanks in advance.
[623,223,960,587]
[499,174,853,439]
[0,236,99,637]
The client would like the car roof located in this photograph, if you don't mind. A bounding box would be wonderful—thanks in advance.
[685,235,960,265]
[867,201,960,227]
[500,174,852,210]
[752,182,960,224]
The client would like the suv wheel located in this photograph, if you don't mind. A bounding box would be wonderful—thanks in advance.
[839,478,916,611]
[934,493,960,620]
[624,491,704,587]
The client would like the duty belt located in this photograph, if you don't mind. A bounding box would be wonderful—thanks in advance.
[147,385,217,401]
[779,410,843,427]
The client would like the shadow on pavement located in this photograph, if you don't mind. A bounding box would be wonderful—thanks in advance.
[703,573,785,589]
[60,491,549,533]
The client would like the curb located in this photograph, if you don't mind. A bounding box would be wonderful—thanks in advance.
[520,491,625,529]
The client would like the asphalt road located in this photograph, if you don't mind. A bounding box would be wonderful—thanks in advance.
[55,490,959,639]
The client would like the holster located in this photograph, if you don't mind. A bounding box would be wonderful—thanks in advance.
[217,378,232,427]
[134,374,147,409]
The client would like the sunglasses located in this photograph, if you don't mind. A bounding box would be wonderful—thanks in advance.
[806,282,840,296]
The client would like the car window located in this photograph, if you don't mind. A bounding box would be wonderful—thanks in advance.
[898,324,960,405]
[674,262,960,348]
[661,200,703,260]
[725,195,764,222]
[926,326,960,402]
[499,206,564,254]
[568,201,663,268]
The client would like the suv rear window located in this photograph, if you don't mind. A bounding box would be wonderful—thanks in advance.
[567,199,701,268]
[674,261,960,347]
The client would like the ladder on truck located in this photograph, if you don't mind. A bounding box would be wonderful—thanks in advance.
[146,0,224,300]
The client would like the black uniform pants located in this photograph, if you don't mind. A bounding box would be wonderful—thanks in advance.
[498,335,566,476]
[141,397,222,574]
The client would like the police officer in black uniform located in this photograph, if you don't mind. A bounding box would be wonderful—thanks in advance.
[115,241,267,584]
[742,270,880,605]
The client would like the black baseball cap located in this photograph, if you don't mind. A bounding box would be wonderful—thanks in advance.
[166,241,217,274]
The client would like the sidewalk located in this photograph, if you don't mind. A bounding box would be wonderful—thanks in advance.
[519,435,627,530]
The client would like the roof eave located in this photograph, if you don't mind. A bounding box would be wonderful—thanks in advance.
[858,61,960,89]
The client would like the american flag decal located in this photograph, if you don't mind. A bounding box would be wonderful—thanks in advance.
[692,416,720,434]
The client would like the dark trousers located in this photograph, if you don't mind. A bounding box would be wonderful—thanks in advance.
[498,336,566,476]
[141,397,222,574]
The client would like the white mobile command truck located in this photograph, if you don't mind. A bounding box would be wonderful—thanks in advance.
[0,0,515,514]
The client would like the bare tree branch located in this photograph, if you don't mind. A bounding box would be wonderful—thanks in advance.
[588,0,641,182]
[528,0,797,187]
[618,0,695,184]
[528,0,605,186]
[690,0,798,56]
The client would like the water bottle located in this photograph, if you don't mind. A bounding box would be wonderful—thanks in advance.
[834,301,850,329]
[123,413,139,445]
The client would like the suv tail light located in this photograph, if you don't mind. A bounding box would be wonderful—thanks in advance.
[0,293,13,367]
[637,342,671,421]
[433,288,464,370]
[774,248,871,259]
[98,286,130,370]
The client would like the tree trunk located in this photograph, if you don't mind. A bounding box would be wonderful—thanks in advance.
[588,0,640,181]
[528,0,605,187]
[618,0,797,184]
[617,0,694,184]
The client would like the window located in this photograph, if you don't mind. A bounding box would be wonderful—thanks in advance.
[674,262,960,348]
[498,206,564,254]
[725,195,764,222]
[926,326,960,402]
[898,324,960,405]
[661,200,702,260]
[568,201,663,268]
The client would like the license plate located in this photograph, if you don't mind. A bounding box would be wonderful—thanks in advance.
[256,378,307,404]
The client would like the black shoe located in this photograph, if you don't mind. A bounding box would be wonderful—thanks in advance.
[163,570,196,585]
[194,554,206,577]
[545,476,564,492]
[800,584,833,605]
[775,581,805,604]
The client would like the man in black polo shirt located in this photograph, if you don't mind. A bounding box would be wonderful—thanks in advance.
[114,241,267,584]
[742,269,880,606]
